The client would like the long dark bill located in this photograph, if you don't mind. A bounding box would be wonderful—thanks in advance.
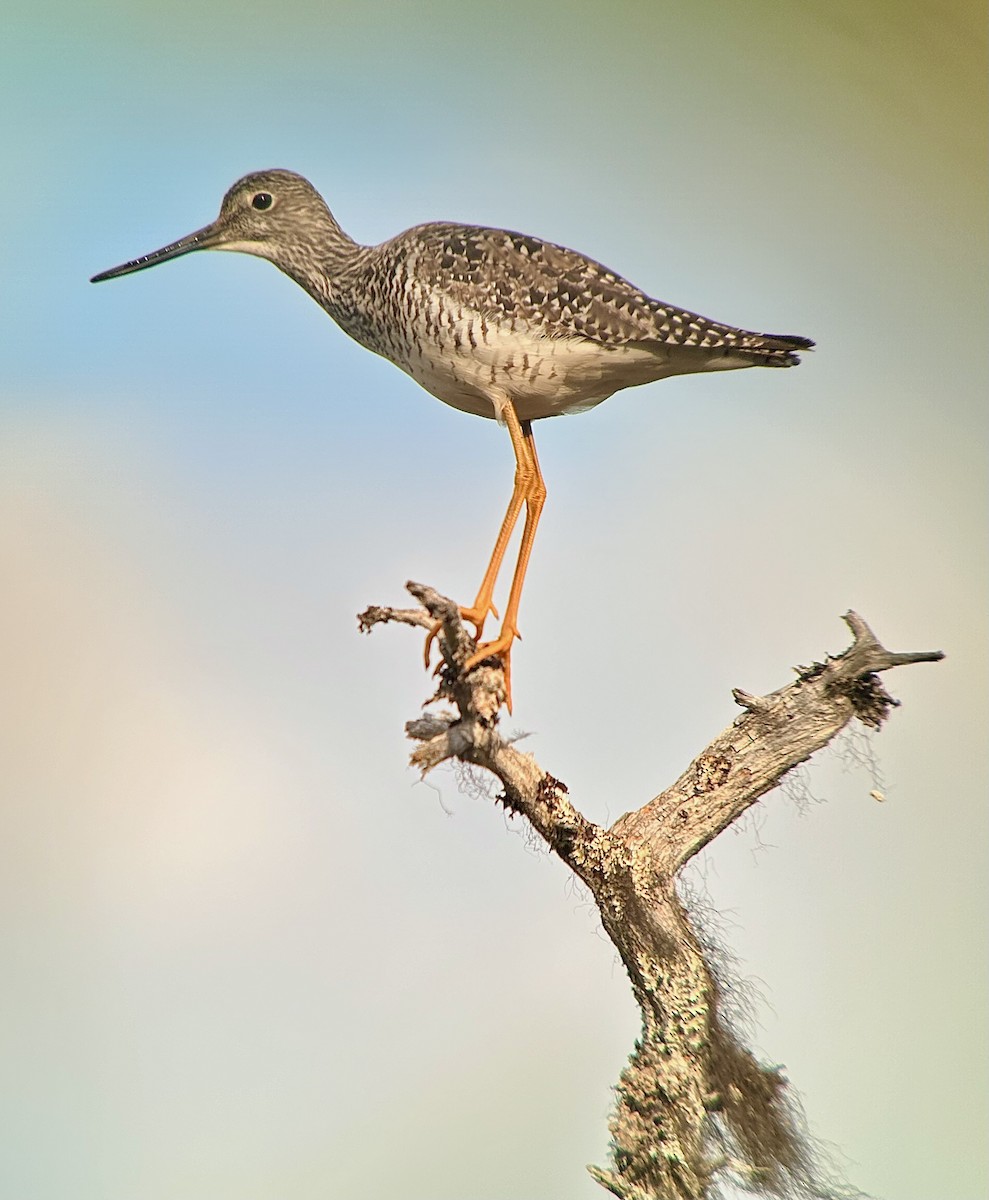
[90,224,218,283]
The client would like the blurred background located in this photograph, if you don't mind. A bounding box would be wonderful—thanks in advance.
[2,1,985,1197]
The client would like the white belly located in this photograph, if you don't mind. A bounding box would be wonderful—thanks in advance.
[399,314,673,422]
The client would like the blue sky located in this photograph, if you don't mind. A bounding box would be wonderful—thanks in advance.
[2,2,986,1198]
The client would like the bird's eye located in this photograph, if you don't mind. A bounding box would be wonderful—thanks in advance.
[251,192,273,211]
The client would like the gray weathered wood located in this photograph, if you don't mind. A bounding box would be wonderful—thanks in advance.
[359,586,943,1200]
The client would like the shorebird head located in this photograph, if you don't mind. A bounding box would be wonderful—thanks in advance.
[91,170,342,283]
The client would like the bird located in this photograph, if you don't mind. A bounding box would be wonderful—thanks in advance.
[92,169,813,711]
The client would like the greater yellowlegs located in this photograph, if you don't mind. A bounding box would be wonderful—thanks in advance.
[92,169,813,710]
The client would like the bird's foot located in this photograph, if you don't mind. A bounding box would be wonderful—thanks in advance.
[464,624,519,714]
[422,599,499,669]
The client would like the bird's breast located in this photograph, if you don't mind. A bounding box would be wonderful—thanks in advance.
[388,293,665,421]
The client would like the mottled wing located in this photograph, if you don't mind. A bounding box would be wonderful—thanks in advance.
[402,223,813,363]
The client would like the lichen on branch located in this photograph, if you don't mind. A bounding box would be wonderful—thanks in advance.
[359,584,943,1200]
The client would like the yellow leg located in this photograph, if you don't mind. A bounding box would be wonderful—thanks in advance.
[464,404,546,713]
[422,417,525,667]
[457,449,527,640]
[422,399,528,664]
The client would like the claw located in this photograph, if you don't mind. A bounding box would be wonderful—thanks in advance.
[458,599,499,644]
[423,620,440,669]
[464,625,520,714]
[423,599,500,670]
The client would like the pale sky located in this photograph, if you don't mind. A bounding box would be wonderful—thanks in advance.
[2,2,986,1198]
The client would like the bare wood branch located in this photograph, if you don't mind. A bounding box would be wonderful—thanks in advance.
[360,585,943,1200]
[615,609,944,874]
[357,602,433,633]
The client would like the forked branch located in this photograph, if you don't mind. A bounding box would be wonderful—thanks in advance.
[359,584,943,1200]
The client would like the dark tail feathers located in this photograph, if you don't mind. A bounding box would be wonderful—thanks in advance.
[737,332,815,368]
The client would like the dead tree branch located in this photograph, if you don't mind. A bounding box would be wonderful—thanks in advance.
[358,584,943,1200]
